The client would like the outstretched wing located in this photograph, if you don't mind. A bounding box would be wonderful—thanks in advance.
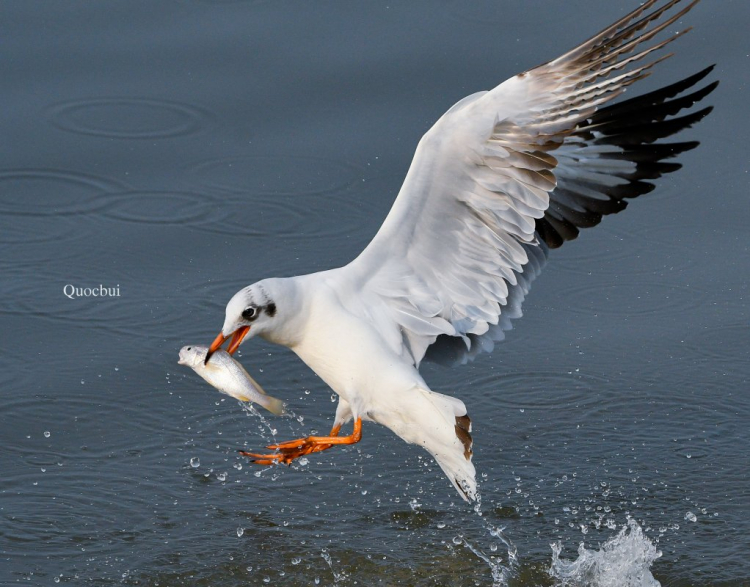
[342,0,716,367]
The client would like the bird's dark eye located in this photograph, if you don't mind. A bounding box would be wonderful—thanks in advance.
[242,306,258,321]
[187,346,192,351]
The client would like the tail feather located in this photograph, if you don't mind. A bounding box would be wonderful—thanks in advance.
[385,387,478,502]
[433,411,477,503]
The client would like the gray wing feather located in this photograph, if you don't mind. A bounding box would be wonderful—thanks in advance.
[342,0,714,368]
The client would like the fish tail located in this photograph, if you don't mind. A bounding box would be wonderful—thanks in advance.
[264,396,286,416]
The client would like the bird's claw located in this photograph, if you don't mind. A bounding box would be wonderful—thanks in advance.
[238,420,360,467]
[239,440,332,466]
[266,438,312,450]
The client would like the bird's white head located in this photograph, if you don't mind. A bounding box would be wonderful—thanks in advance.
[204,278,297,364]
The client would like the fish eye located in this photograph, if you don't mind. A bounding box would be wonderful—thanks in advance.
[242,306,258,321]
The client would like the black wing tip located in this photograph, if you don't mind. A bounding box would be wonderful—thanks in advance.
[690,105,715,124]
[538,61,717,249]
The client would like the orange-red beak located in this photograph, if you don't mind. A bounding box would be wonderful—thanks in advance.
[204,325,250,364]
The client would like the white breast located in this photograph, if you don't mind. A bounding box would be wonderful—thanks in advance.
[290,284,425,416]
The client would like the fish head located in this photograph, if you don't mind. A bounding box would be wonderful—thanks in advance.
[178,345,207,368]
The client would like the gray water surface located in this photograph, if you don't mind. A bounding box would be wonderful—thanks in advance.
[1,2,748,586]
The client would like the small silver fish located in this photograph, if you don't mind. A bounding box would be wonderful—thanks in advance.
[178,345,285,416]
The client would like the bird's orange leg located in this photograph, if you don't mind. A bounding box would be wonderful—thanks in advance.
[309,423,341,455]
[240,419,360,466]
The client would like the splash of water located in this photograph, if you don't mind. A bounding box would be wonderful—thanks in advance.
[321,548,348,585]
[461,490,517,586]
[549,518,662,587]
[239,401,279,440]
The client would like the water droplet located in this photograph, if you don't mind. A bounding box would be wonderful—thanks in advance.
[263,576,270,583]
[190,457,200,468]
[298,457,309,467]
[292,557,301,565]
[44,431,50,438]
[217,472,227,482]
[237,527,244,537]
[685,511,697,522]
[54,577,60,583]
[246,565,253,572]
[452,536,462,545]
[437,522,446,529]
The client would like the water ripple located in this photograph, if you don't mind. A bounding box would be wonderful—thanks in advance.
[682,323,750,365]
[3,394,177,461]
[47,97,212,139]
[446,0,564,26]
[0,274,184,339]
[0,168,128,217]
[0,348,35,392]
[555,226,695,277]
[185,155,375,240]
[192,0,271,4]
[470,370,607,411]
[188,155,362,197]
[0,215,82,246]
[559,281,709,318]
[0,471,168,559]
[180,277,268,314]
[95,190,223,226]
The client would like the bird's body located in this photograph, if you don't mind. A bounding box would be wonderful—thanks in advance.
[203,0,717,501]
[235,274,479,498]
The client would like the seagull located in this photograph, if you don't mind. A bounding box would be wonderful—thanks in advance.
[203,0,716,501]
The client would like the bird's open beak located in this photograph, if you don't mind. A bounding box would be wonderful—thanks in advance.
[205,325,250,364]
